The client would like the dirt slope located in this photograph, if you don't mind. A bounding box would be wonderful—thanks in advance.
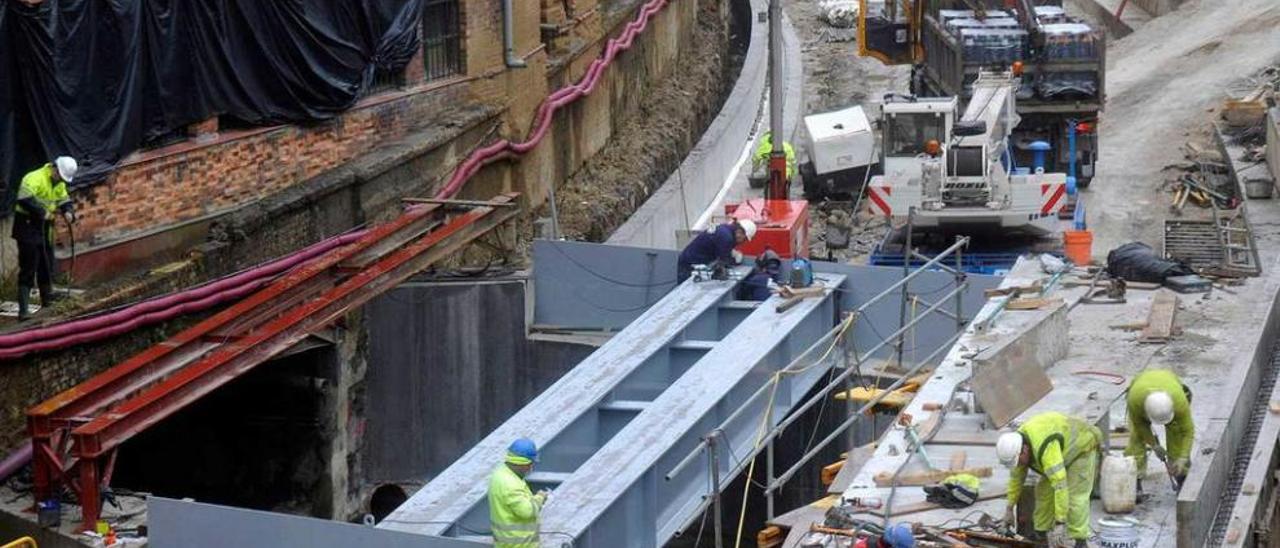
[1086,0,1280,253]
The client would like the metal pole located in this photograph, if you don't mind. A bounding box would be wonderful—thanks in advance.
[896,207,915,370]
[708,431,724,548]
[769,329,964,492]
[954,236,965,332]
[766,439,776,520]
[766,0,788,202]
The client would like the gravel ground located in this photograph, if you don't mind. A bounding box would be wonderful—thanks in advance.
[784,0,909,263]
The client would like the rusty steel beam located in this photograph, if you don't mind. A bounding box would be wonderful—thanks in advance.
[62,194,517,529]
[27,203,443,438]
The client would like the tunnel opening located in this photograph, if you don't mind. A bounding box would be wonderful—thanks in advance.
[111,345,336,517]
[369,484,408,524]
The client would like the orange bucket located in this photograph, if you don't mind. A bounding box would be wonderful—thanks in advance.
[1064,230,1093,266]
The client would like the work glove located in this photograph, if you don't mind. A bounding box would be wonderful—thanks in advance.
[731,249,744,264]
[1170,458,1190,480]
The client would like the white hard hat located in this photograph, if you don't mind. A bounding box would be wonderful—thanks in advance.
[996,433,1023,467]
[1144,391,1175,426]
[54,156,78,183]
[737,219,758,241]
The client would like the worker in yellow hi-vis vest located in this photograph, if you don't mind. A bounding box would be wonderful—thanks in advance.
[753,131,796,180]
[996,412,1101,548]
[1126,369,1194,493]
[11,157,76,321]
[488,438,548,548]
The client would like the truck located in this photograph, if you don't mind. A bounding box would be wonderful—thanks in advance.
[858,0,1104,187]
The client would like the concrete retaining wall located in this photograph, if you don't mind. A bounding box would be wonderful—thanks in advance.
[362,277,596,484]
[608,0,804,249]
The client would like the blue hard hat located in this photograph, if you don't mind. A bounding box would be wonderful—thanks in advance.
[509,438,539,462]
[882,523,915,547]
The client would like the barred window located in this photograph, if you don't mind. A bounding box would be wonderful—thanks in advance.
[423,0,463,81]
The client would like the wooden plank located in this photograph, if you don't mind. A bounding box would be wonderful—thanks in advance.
[1006,297,1064,310]
[949,451,967,471]
[1140,289,1179,342]
[873,466,992,487]
[402,197,518,208]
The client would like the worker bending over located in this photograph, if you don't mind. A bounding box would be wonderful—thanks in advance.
[12,157,76,321]
[737,249,782,301]
[1126,369,1193,492]
[753,131,796,180]
[997,412,1102,548]
[488,438,548,548]
[677,219,756,283]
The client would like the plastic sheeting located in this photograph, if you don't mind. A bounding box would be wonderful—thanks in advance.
[0,0,424,209]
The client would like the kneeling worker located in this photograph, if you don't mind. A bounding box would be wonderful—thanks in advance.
[677,219,756,283]
[1126,369,1193,492]
[489,438,548,548]
[997,412,1102,548]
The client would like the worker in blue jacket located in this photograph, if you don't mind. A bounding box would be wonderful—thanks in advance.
[677,219,757,283]
[737,248,782,300]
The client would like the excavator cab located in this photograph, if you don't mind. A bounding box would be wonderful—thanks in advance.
[857,0,923,65]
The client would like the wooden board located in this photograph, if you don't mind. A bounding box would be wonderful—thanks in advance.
[1140,290,1179,342]
[873,466,993,487]
[1006,297,1064,310]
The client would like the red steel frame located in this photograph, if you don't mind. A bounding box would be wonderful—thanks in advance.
[26,193,519,529]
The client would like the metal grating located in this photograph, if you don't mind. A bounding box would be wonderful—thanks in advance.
[1208,334,1280,545]
[1163,219,1222,271]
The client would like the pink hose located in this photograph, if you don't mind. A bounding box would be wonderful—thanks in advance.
[0,441,31,483]
[0,230,366,361]
[435,0,671,199]
[0,0,675,360]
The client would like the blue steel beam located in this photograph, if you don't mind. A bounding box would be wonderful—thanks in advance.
[380,272,752,537]
[540,274,845,547]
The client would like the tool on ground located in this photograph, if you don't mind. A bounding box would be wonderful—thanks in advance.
[1080,271,1126,304]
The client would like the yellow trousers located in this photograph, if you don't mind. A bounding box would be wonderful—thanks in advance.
[1032,451,1098,540]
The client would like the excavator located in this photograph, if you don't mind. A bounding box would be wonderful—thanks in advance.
[857,0,1104,187]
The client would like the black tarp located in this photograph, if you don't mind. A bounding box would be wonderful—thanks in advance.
[0,0,423,212]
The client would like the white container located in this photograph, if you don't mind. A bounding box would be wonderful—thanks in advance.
[1097,517,1141,548]
[1101,454,1137,514]
[803,106,875,175]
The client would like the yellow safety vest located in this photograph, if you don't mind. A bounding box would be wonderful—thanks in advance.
[488,464,543,548]
[15,164,70,218]
[1006,412,1100,524]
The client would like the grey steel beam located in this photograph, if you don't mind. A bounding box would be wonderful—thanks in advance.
[380,273,748,537]
[539,274,846,547]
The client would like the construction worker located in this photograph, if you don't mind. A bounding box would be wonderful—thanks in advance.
[488,438,548,548]
[736,248,782,300]
[12,157,76,321]
[996,412,1102,548]
[753,131,796,181]
[1126,369,1193,493]
[677,219,757,283]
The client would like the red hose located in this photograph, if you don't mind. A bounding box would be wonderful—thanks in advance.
[435,0,672,198]
[0,230,366,361]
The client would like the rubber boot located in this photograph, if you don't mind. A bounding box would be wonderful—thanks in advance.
[38,281,60,307]
[16,286,31,321]
[1075,539,1089,548]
